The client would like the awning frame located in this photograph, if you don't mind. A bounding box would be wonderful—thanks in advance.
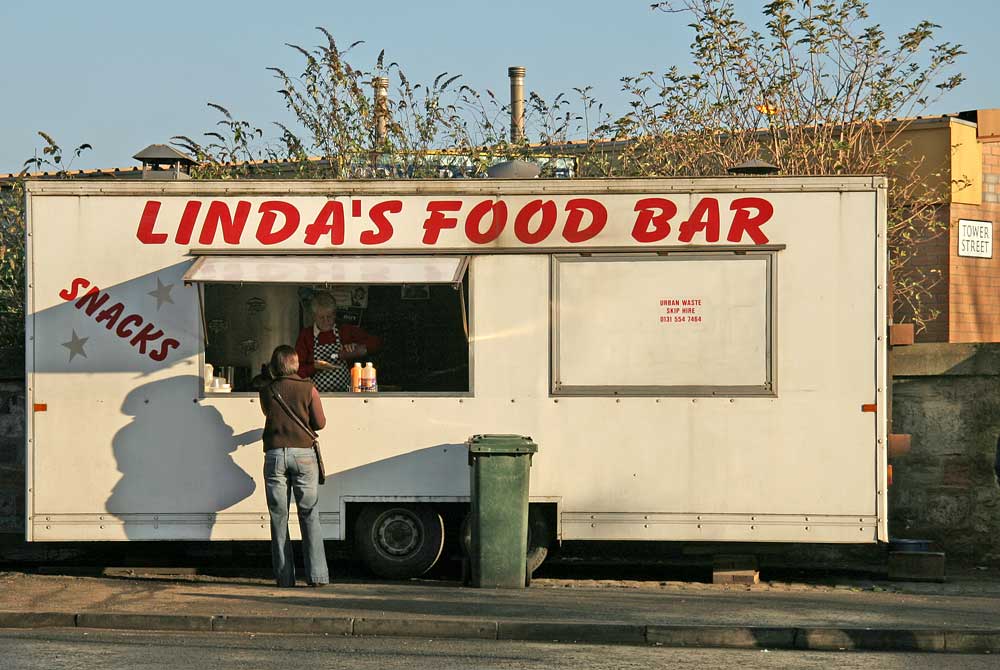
[183,253,470,286]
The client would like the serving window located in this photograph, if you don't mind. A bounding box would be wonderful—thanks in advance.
[551,251,775,396]
[185,255,471,395]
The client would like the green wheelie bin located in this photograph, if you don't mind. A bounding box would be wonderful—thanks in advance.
[466,434,538,588]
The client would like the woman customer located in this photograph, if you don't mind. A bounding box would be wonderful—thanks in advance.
[295,291,382,392]
[259,345,329,587]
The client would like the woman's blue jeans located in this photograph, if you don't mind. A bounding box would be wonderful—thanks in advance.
[264,448,329,587]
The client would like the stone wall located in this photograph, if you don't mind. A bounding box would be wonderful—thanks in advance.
[0,378,24,534]
[891,343,1000,563]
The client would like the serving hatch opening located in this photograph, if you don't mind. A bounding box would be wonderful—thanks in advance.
[184,253,472,396]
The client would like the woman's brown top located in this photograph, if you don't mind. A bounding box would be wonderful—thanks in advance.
[259,375,327,451]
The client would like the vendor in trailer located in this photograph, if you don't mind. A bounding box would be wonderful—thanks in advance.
[295,291,382,392]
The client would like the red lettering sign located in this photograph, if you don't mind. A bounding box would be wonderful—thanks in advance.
[58,277,182,362]
[361,200,401,245]
[304,201,346,246]
[727,197,772,244]
[256,201,300,245]
[465,200,507,244]
[659,297,704,325]
[133,195,775,247]
[514,200,557,245]
[175,201,202,245]
[136,201,166,244]
[422,200,463,244]
[631,198,677,243]
[199,201,251,245]
[679,198,720,243]
[563,198,607,243]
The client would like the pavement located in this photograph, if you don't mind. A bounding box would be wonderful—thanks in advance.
[2,569,1000,654]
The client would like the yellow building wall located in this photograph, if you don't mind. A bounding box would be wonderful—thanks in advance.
[892,119,982,207]
[950,121,982,205]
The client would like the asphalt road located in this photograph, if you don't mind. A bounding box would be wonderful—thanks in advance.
[1,630,997,670]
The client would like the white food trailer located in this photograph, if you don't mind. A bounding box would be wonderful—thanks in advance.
[24,176,887,577]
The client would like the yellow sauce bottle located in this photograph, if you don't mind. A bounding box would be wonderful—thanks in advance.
[351,362,362,393]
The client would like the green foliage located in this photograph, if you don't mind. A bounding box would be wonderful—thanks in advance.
[2,2,962,364]
[0,180,25,358]
[172,27,606,179]
[173,104,275,179]
[174,5,961,330]
[22,131,92,173]
[1,134,92,361]
[617,0,964,175]
[601,0,965,330]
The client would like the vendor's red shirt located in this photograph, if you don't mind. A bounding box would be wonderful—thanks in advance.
[295,324,382,379]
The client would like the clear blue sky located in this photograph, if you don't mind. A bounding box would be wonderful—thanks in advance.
[1,0,996,173]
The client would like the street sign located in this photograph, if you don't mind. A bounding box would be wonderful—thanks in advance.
[958,218,993,258]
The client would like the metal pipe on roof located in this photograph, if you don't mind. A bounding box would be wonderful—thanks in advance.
[508,66,526,144]
[374,76,390,147]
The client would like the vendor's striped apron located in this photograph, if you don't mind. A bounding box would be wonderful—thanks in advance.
[313,326,351,392]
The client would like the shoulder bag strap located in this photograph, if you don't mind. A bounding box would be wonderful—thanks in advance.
[269,383,318,440]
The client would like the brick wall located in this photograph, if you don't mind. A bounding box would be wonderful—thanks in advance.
[899,205,951,343]
[950,141,1000,342]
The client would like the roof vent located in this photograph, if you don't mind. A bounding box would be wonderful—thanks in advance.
[133,144,196,180]
[486,159,540,179]
[727,159,779,176]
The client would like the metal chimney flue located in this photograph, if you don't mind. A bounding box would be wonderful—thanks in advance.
[508,66,526,144]
[373,76,390,147]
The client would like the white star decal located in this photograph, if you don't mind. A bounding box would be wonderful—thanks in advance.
[61,330,89,362]
[148,277,174,310]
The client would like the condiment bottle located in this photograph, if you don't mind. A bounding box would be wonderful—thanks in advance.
[362,362,377,392]
[351,362,362,393]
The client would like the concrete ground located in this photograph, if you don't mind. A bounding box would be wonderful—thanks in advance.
[5,628,1000,670]
[2,569,1000,653]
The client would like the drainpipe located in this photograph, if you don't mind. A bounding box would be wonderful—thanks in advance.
[508,66,526,144]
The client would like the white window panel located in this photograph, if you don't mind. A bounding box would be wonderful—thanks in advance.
[552,253,773,395]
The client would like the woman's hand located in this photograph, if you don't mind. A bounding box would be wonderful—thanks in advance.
[314,359,336,371]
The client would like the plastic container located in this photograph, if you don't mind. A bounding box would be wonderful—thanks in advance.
[351,362,362,392]
[362,362,377,392]
[466,434,538,588]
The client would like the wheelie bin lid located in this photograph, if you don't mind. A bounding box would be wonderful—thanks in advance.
[466,434,538,455]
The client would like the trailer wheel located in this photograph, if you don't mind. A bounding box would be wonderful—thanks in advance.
[354,504,445,579]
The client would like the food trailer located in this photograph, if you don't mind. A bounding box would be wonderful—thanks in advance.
[24,176,888,578]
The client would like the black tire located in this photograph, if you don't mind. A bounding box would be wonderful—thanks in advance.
[354,504,445,579]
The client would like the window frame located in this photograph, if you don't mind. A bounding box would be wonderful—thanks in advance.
[187,253,474,398]
[550,250,778,398]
